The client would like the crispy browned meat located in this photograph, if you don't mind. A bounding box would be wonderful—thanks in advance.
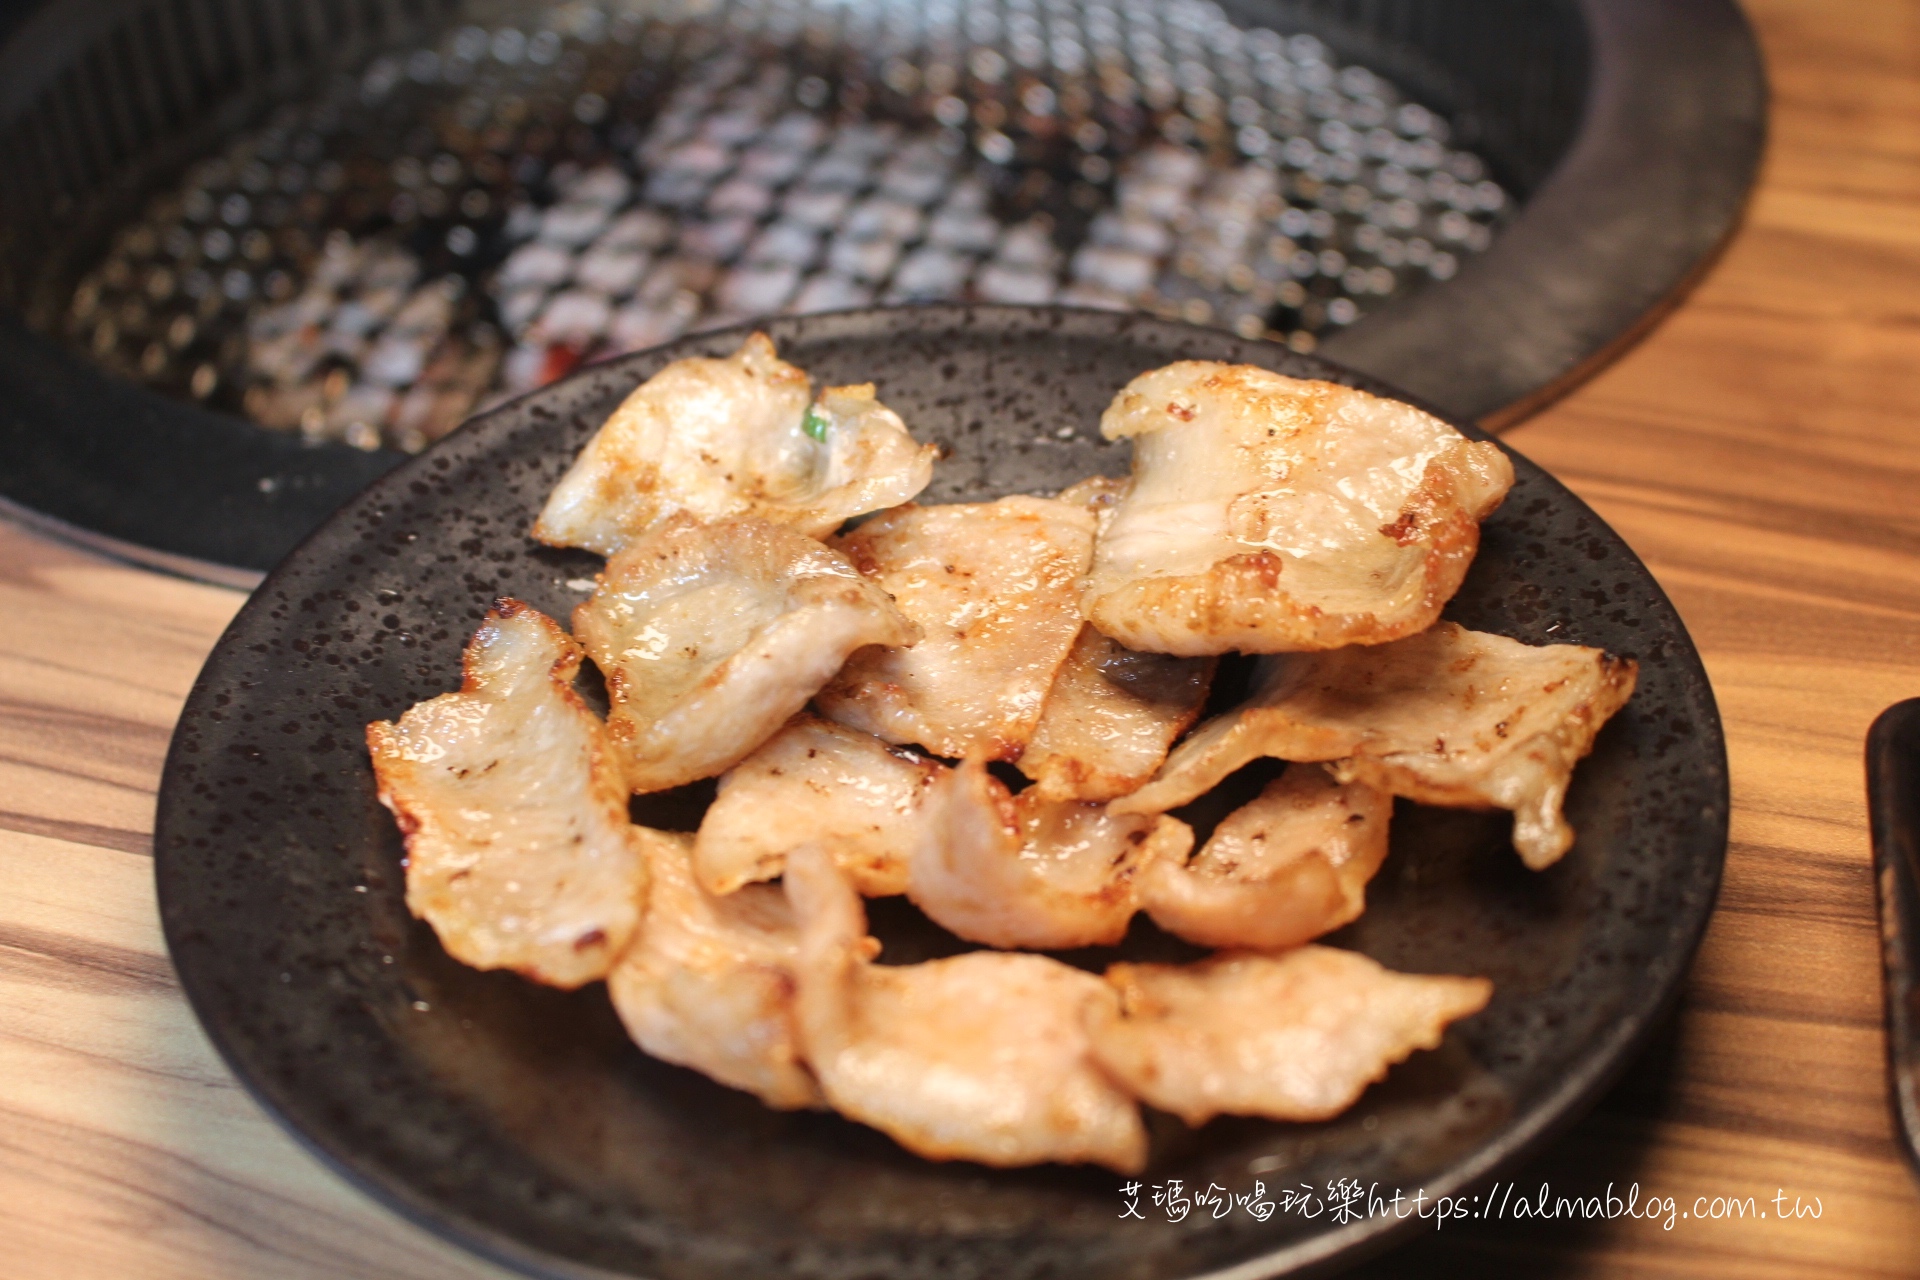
[693,713,944,897]
[1019,625,1216,802]
[534,333,935,554]
[786,847,1147,1173]
[606,828,822,1110]
[1086,949,1492,1125]
[1055,473,1127,519]
[1084,363,1514,655]
[366,600,646,989]
[1140,766,1391,950]
[1114,623,1637,869]
[816,497,1095,760]
[574,513,918,793]
[906,758,1192,950]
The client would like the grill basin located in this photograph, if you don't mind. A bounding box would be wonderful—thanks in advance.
[0,0,1764,582]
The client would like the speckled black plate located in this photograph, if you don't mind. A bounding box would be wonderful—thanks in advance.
[155,306,1728,1280]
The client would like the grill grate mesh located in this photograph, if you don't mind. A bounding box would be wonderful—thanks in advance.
[5,0,1550,453]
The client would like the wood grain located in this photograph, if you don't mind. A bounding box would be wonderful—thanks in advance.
[3,1,1919,1274]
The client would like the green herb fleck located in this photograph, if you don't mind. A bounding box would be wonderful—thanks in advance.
[802,404,831,442]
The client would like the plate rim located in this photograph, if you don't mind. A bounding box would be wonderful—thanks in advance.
[155,303,1731,1280]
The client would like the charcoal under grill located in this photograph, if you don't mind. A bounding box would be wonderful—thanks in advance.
[0,0,1765,584]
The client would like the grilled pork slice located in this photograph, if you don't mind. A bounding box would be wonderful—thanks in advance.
[817,496,1095,760]
[785,847,1147,1173]
[366,600,645,988]
[1114,623,1637,869]
[534,332,935,553]
[1018,624,1216,803]
[907,758,1192,950]
[1086,948,1491,1125]
[1140,766,1392,951]
[607,828,821,1110]
[574,512,918,793]
[693,713,945,897]
[1085,362,1513,655]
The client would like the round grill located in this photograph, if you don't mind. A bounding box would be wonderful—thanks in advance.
[0,0,1764,581]
[53,0,1513,454]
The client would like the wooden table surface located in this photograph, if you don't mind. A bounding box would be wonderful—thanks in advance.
[4,1,1919,1275]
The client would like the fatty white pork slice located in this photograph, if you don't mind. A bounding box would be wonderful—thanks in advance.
[534,332,936,554]
[693,713,945,898]
[1085,362,1514,655]
[815,496,1096,760]
[785,847,1147,1173]
[1018,624,1216,802]
[606,828,821,1110]
[573,512,919,793]
[365,600,645,989]
[1113,623,1638,869]
[1139,766,1392,951]
[907,758,1193,950]
[1085,948,1492,1126]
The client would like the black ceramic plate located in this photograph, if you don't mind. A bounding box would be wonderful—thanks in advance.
[155,306,1728,1280]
